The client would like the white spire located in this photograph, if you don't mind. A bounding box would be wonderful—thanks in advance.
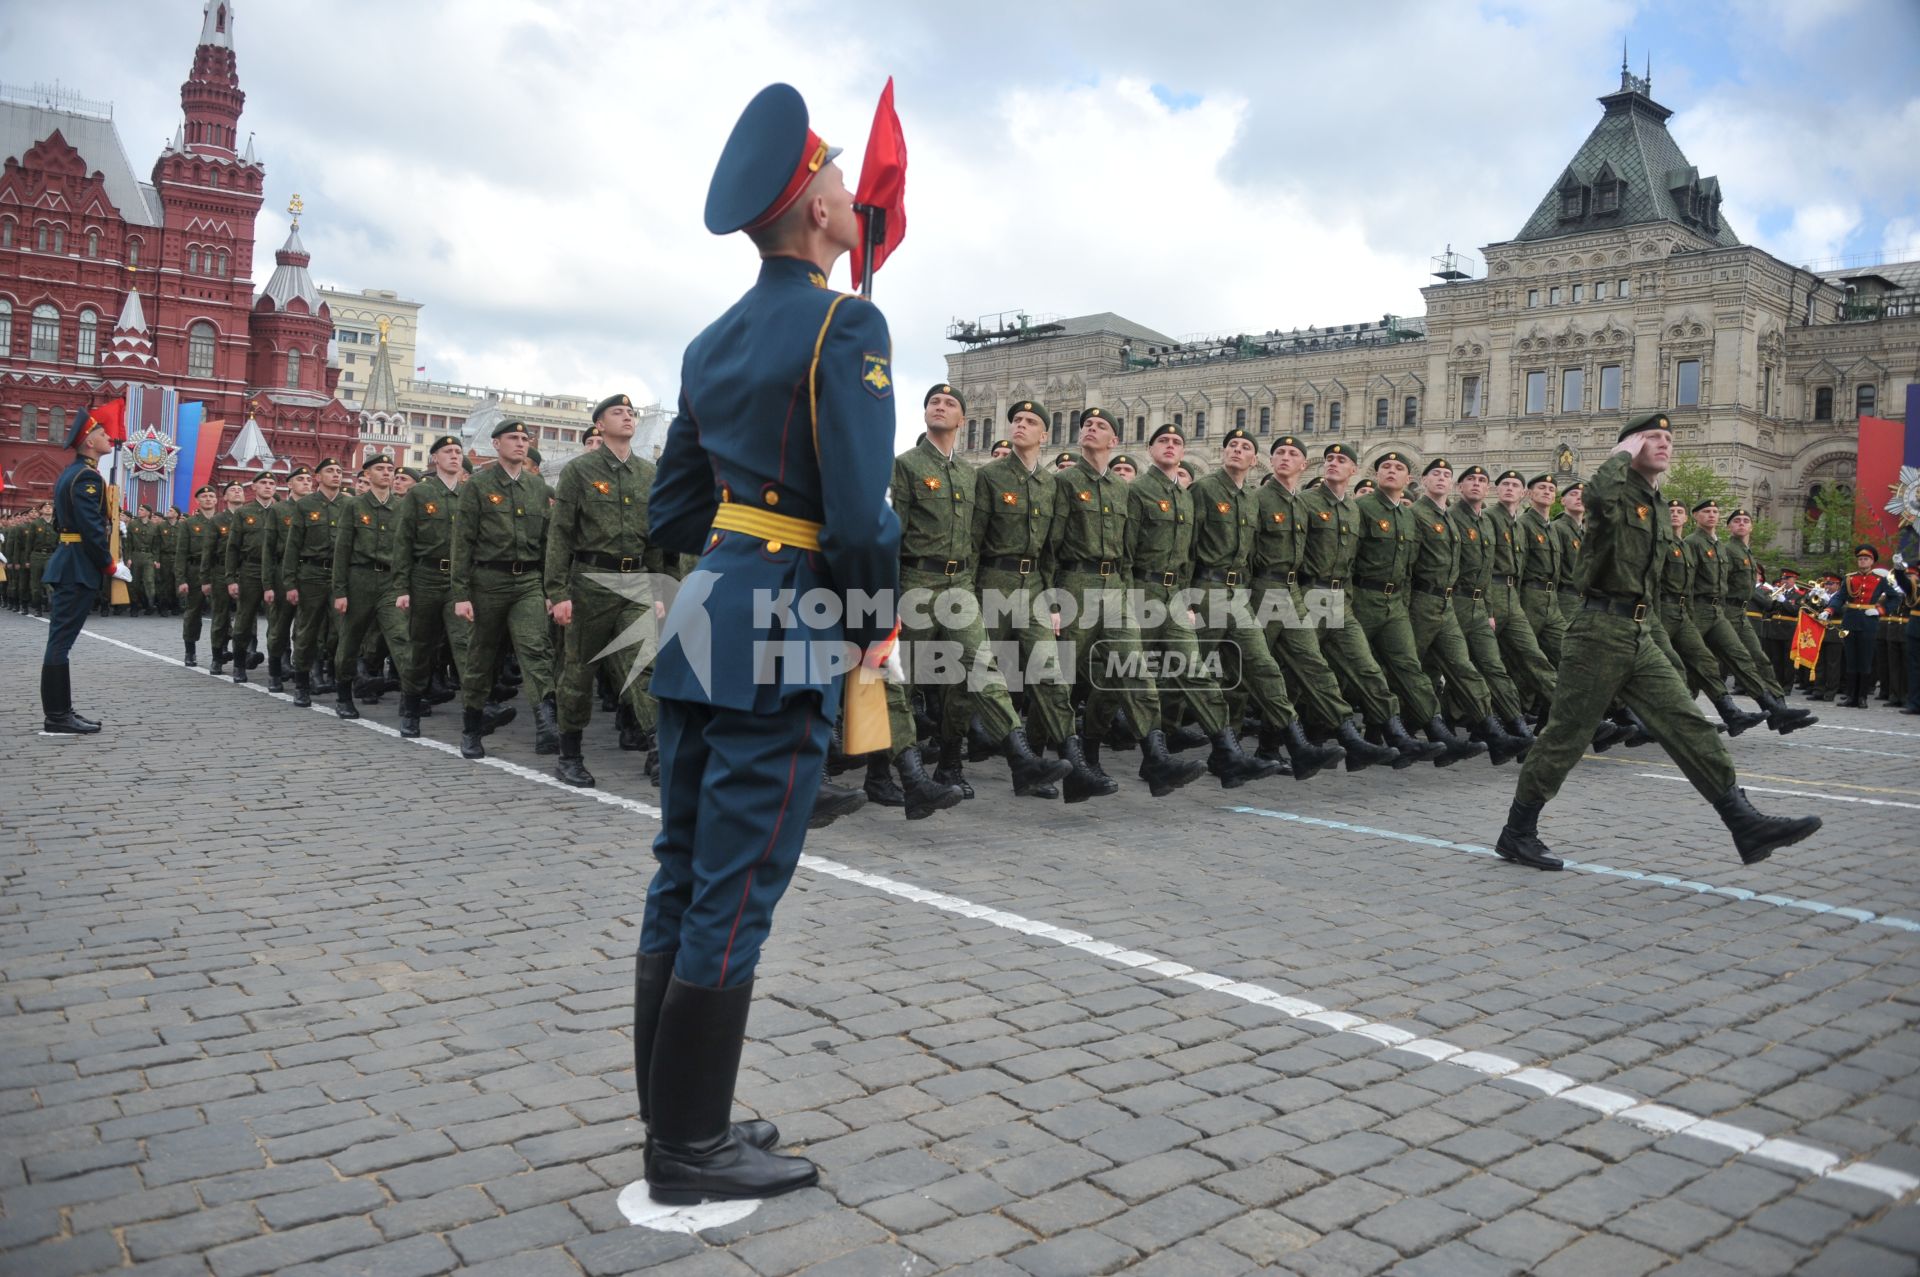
[226,415,276,468]
[199,0,235,49]
[103,288,157,372]
[242,133,256,165]
[115,288,149,334]
[170,122,184,153]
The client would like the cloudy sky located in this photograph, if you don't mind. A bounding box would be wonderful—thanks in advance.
[7,0,1918,448]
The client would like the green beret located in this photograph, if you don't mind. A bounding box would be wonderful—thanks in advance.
[1373,450,1409,471]
[1528,473,1554,488]
[584,424,603,440]
[223,479,246,492]
[526,447,542,466]
[361,454,394,472]
[288,466,312,480]
[1304,476,1322,490]
[1176,461,1197,477]
[1668,498,1687,509]
[1269,434,1306,455]
[1494,469,1525,485]
[1323,442,1355,460]
[1010,400,1048,424]
[1353,478,1377,493]
[399,466,423,481]
[1458,465,1490,481]
[1148,422,1183,445]
[1691,497,1717,513]
[1422,457,1452,476]
[924,383,966,411]
[1221,427,1255,448]
[1053,450,1077,467]
[1728,508,1750,520]
[461,456,474,474]
[990,438,1011,452]
[1110,453,1138,470]
[1562,480,1584,494]
[430,434,462,454]
[491,418,530,440]
[1080,406,1118,432]
[592,393,632,423]
[1617,411,1670,441]
[193,484,217,498]
[314,458,342,474]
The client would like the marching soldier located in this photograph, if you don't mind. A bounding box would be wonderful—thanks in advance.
[223,472,277,684]
[393,436,471,740]
[1684,499,1809,731]
[1445,466,1536,749]
[1517,474,1567,664]
[1496,413,1820,871]
[202,480,247,674]
[281,458,350,708]
[1486,472,1562,727]
[330,456,413,720]
[153,509,179,616]
[454,420,555,761]
[175,485,219,665]
[265,468,312,692]
[545,396,654,784]
[1654,498,1768,736]
[1722,509,1776,691]
[1551,481,1585,624]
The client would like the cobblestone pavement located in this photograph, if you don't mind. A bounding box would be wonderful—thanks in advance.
[3,612,1919,1276]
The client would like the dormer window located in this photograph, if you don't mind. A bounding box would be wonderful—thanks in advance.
[1560,187,1587,219]
[1595,182,1621,214]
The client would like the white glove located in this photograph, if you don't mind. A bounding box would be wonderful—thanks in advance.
[1866,606,1882,618]
[111,561,133,583]
[1875,567,1893,580]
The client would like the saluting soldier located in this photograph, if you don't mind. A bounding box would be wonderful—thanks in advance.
[1249,436,1401,769]
[282,458,349,707]
[1654,498,1769,735]
[393,436,471,739]
[1351,452,1486,765]
[890,385,1069,803]
[1496,413,1820,871]
[223,472,277,684]
[1189,427,1347,778]
[972,401,1113,801]
[175,485,220,665]
[454,420,555,761]
[265,467,312,692]
[202,481,247,674]
[545,395,653,784]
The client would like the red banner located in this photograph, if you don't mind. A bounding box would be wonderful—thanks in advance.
[849,78,907,288]
[1790,613,1825,673]
[1857,413,1906,549]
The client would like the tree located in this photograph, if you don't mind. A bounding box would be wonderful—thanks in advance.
[1659,456,1732,513]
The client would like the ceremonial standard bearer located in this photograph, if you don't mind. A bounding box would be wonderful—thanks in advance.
[38,411,124,733]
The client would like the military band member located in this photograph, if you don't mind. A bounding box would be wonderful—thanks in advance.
[176,485,219,665]
[224,472,277,684]
[202,481,247,673]
[393,436,471,740]
[1497,413,1821,871]
[265,468,312,692]
[1902,563,1920,714]
[283,458,349,707]
[455,420,555,761]
[1821,544,1902,708]
[38,411,122,733]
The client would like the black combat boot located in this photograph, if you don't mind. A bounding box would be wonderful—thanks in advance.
[266,653,285,694]
[809,780,867,828]
[480,701,517,735]
[334,683,359,720]
[1206,727,1281,788]
[1615,707,1655,747]
[40,665,102,735]
[555,733,595,787]
[398,693,422,739]
[863,753,905,807]
[1495,800,1562,871]
[292,670,312,708]
[1336,719,1399,773]
[1712,695,1767,737]
[1138,728,1206,797]
[894,745,962,820]
[533,696,560,755]
[1425,716,1486,768]
[312,658,336,696]
[967,714,998,762]
[1165,722,1211,753]
[1002,726,1071,796]
[933,737,975,800]
[645,977,818,1205]
[460,707,486,759]
[1477,715,1524,766]
[248,646,265,670]
[635,953,778,1174]
[1711,787,1821,866]
[231,638,249,684]
[1383,715,1446,766]
[1059,734,1118,803]
[209,645,227,676]
[183,641,197,668]
[1590,718,1625,751]
[1283,720,1344,782]
[1756,690,1816,734]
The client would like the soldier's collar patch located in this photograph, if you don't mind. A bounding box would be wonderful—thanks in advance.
[861,352,892,399]
[808,270,829,289]
[923,476,941,491]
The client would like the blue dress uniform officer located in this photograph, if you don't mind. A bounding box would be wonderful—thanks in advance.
[40,410,123,734]
[636,84,901,1204]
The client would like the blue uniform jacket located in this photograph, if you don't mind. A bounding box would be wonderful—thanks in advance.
[650,255,901,717]
[43,458,112,589]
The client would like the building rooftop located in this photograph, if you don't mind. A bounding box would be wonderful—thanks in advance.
[0,89,163,226]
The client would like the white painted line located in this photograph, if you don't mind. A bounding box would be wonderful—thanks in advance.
[1779,740,1920,760]
[50,623,1920,1202]
[1232,804,1920,933]
[798,852,1919,1201]
[1813,722,1920,739]
[1634,774,1920,814]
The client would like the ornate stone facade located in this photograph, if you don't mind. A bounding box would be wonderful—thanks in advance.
[945,74,1918,554]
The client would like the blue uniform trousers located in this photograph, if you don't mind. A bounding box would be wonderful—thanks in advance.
[43,581,100,666]
[642,692,830,988]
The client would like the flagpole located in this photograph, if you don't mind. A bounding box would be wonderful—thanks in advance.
[854,204,885,300]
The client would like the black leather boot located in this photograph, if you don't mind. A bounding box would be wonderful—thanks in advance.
[334,684,359,720]
[460,708,486,759]
[311,659,336,696]
[966,714,997,762]
[209,645,227,676]
[1712,787,1821,866]
[645,977,817,1205]
[635,953,777,1166]
[1165,722,1211,753]
[266,653,285,694]
[1756,690,1816,734]
[1495,800,1562,871]
[933,737,975,800]
[1425,716,1486,768]
[248,646,265,670]
[40,665,101,735]
[481,701,517,735]
[183,641,198,668]
[1059,734,1118,803]
[1336,719,1398,773]
[1383,715,1445,765]
[808,780,867,828]
[1616,707,1655,748]
[1712,695,1767,737]
[1206,727,1281,789]
[398,693,422,739]
[533,696,560,755]
[1477,716,1523,766]
[1254,723,1287,765]
[862,753,905,807]
[1590,718,1625,751]
[556,732,595,787]
[895,745,962,820]
[231,638,249,684]
[1283,720,1344,782]
[1002,726,1071,796]
[616,704,643,751]
[1138,728,1206,797]
[292,671,312,708]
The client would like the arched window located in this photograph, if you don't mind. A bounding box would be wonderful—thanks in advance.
[35,223,48,251]
[1404,396,1418,427]
[1235,407,1247,431]
[1259,406,1271,434]
[1375,398,1389,429]
[1329,403,1343,432]
[215,249,228,277]
[285,347,302,389]
[126,238,140,268]
[76,309,98,366]
[52,226,63,254]
[1,219,13,247]
[0,299,12,351]
[187,321,217,378]
[1052,412,1063,445]
[1856,384,1877,418]
[86,229,99,258]
[1302,404,1316,431]
[30,304,59,361]
[188,248,200,274]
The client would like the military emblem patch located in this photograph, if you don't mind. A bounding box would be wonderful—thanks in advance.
[309,511,321,521]
[1433,522,1445,533]
[808,271,828,290]
[1378,519,1391,531]
[1572,538,1580,549]
[1318,511,1331,521]
[1706,548,1715,558]
[924,476,941,491]
[1077,491,1091,503]
[861,352,892,399]
[1001,492,1017,506]
[245,515,256,525]
[1636,506,1648,520]
[1160,500,1173,512]
[83,482,99,497]
[592,480,611,495]
[424,502,438,515]
[360,514,372,525]
[1535,533,1545,543]
[1272,512,1286,524]
[1468,528,1478,540]
[489,493,504,505]
[1216,501,1231,514]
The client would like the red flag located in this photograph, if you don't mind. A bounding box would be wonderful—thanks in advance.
[1790,613,1825,674]
[86,397,128,443]
[849,78,907,290]
[1857,413,1905,548]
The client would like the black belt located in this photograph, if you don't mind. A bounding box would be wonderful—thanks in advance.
[351,562,392,574]
[479,559,541,574]
[1584,593,1649,621]
[573,552,641,572]
[1134,568,1180,587]
[299,555,331,566]
[982,555,1038,576]
[1692,595,1718,605]
[417,557,452,573]
[902,556,970,576]
[1253,571,1299,589]
[1351,578,1399,596]
[1557,586,1581,599]
[1410,581,1454,599]
[1522,580,1555,592]
[1195,567,1246,586]
[1058,558,1117,577]
[1495,575,1518,589]
[1304,576,1345,591]
[1662,592,1688,605]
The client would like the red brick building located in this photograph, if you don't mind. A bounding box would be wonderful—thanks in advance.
[0,0,356,509]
